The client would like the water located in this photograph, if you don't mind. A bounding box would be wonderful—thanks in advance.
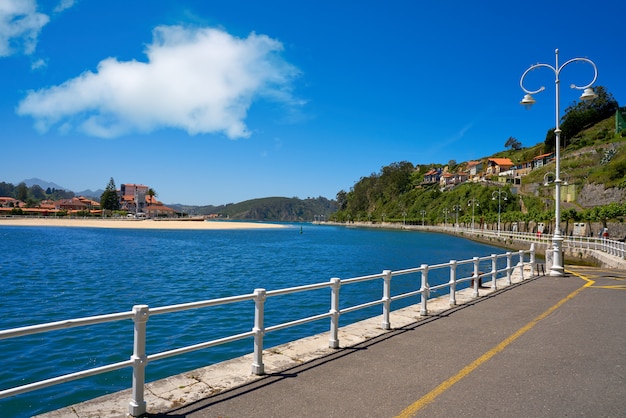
[0,223,507,417]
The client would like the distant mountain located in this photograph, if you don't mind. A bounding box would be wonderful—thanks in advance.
[18,178,102,199]
[77,189,104,199]
[21,178,67,191]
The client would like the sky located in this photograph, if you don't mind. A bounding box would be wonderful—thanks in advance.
[1,0,624,206]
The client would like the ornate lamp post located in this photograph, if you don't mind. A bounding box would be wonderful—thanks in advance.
[492,189,508,235]
[442,208,450,228]
[420,210,426,226]
[520,49,597,276]
[467,198,479,230]
[452,205,462,228]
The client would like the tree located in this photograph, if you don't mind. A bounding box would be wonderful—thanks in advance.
[545,85,618,151]
[504,136,522,150]
[16,182,28,202]
[147,188,157,205]
[31,185,46,200]
[100,177,120,212]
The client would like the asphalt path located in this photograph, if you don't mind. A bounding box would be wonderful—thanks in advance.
[158,267,626,418]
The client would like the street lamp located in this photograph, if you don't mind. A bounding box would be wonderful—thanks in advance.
[467,198,479,230]
[442,208,450,228]
[492,189,508,235]
[520,49,597,276]
[402,211,407,227]
[452,205,462,228]
[420,210,426,226]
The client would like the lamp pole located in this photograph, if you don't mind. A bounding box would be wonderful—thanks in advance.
[452,205,461,228]
[420,210,426,226]
[492,190,508,235]
[442,208,449,228]
[467,198,479,230]
[520,49,597,276]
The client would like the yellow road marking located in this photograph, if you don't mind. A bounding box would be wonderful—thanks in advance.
[395,272,594,418]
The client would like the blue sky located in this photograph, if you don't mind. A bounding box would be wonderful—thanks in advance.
[1,0,624,205]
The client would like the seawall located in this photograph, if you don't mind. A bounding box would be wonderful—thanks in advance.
[324,222,626,269]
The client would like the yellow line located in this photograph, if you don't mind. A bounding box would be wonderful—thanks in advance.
[395,273,594,418]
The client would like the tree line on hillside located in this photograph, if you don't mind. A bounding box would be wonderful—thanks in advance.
[332,86,625,232]
[544,86,619,152]
[0,182,75,206]
[184,196,338,222]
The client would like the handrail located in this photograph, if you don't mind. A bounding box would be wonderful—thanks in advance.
[0,245,536,416]
[437,226,625,259]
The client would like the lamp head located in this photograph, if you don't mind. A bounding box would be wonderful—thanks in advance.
[520,94,536,110]
[579,87,598,102]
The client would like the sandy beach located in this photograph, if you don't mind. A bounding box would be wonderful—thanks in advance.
[0,217,288,230]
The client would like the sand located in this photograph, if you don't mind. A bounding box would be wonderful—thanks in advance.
[0,217,289,230]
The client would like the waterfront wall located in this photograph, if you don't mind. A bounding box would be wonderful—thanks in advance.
[325,222,626,269]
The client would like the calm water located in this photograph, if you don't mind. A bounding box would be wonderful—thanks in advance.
[0,223,507,417]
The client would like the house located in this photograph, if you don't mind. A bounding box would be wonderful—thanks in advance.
[486,158,514,175]
[0,197,21,208]
[466,161,482,177]
[120,184,149,212]
[423,168,442,184]
[439,172,469,189]
[143,204,176,218]
[532,153,554,169]
[57,197,88,211]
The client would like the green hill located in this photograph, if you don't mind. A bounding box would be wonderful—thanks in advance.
[174,196,337,222]
[332,104,626,230]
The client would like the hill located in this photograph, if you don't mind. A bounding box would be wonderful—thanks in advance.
[171,196,337,222]
[332,107,626,232]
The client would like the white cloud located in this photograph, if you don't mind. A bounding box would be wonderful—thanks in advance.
[17,25,302,139]
[54,0,76,14]
[0,0,49,56]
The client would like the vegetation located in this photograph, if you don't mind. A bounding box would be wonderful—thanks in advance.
[0,181,74,207]
[544,86,618,153]
[174,196,338,222]
[333,87,625,229]
[100,177,120,212]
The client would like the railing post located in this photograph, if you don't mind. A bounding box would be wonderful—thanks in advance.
[420,264,429,316]
[252,288,266,375]
[506,252,512,285]
[529,244,536,277]
[472,257,480,298]
[518,249,525,280]
[129,305,149,417]
[329,278,341,347]
[491,254,498,290]
[381,271,392,330]
[449,260,457,306]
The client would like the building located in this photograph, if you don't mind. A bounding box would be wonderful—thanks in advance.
[120,184,149,213]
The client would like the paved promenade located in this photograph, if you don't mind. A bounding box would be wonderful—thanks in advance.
[40,266,626,417]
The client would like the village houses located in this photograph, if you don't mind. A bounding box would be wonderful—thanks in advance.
[0,183,176,217]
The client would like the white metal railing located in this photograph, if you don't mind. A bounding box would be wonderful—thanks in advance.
[437,226,625,259]
[0,245,536,416]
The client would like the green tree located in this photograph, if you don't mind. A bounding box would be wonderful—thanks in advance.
[147,188,157,204]
[545,85,618,152]
[100,177,120,212]
[16,182,28,202]
[504,136,522,150]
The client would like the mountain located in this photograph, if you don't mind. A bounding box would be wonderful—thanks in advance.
[21,178,67,191]
[76,189,105,199]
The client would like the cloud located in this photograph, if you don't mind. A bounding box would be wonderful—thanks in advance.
[17,25,303,139]
[54,0,76,14]
[0,0,49,57]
